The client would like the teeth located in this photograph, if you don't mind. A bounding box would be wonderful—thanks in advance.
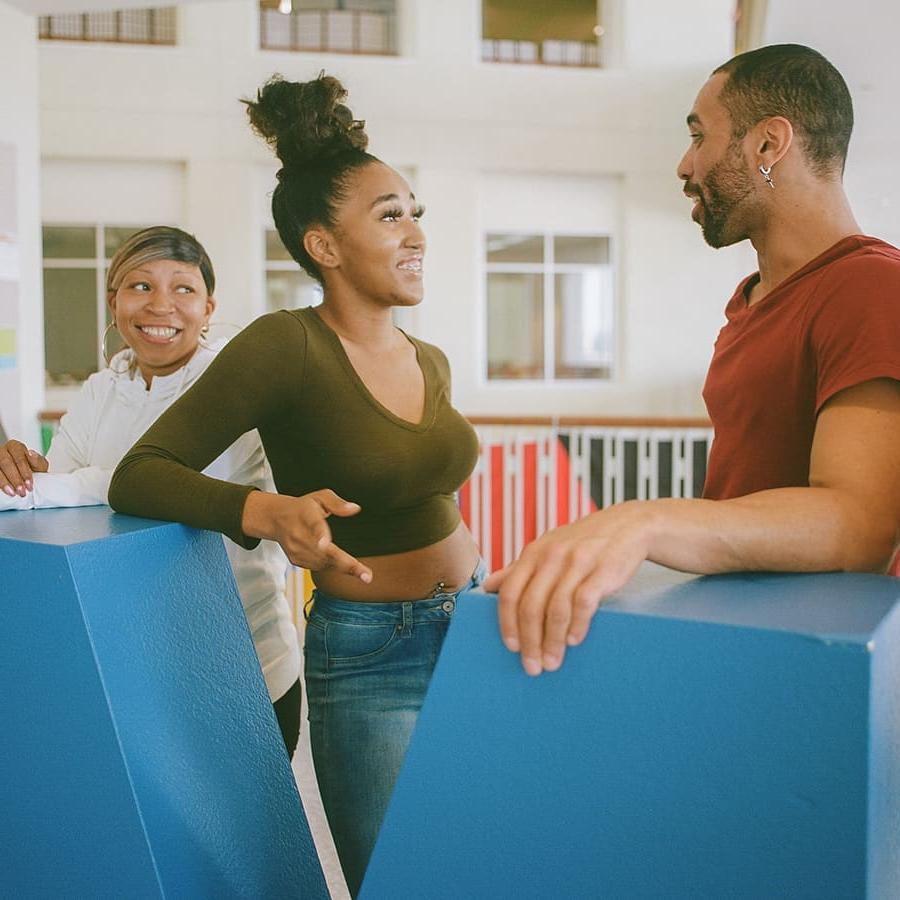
[398,260,422,272]
[140,326,178,338]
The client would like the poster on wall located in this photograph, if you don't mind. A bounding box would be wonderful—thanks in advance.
[0,141,21,438]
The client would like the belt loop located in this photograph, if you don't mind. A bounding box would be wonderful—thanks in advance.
[400,601,413,637]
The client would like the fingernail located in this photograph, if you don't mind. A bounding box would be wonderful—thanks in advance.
[523,657,542,676]
[25,480,33,491]
[360,572,372,583]
[17,486,26,497]
[504,636,520,652]
[3,486,14,497]
[566,633,581,646]
[27,449,39,457]
[542,653,560,671]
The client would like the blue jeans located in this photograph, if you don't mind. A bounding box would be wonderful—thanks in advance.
[304,560,486,897]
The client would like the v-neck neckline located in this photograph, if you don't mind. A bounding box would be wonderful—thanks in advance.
[306,307,435,432]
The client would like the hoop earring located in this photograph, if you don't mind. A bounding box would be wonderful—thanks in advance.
[102,321,122,367]
[198,322,211,348]
[759,164,775,189]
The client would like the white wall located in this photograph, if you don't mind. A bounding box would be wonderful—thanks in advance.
[0,1,43,446]
[32,0,753,419]
[765,0,900,248]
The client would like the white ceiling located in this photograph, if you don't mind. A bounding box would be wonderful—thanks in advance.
[4,0,212,14]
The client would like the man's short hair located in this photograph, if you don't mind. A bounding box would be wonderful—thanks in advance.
[713,44,853,177]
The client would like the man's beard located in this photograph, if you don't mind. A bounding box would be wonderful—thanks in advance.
[693,145,755,248]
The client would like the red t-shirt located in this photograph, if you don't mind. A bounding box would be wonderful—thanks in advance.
[702,235,900,500]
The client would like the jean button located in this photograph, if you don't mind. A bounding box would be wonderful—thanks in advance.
[441,599,455,614]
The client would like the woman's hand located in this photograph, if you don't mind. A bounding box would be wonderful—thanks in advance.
[0,440,49,497]
[242,488,373,582]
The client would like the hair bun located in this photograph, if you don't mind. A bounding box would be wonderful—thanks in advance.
[245,72,368,170]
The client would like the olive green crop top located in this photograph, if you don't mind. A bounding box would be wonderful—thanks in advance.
[109,307,480,557]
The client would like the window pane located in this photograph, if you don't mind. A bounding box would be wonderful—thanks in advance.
[43,268,99,384]
[553,235,610,264]
[104,226,150,259]
[260,8,292,48]
[487,272,543,379]
[554,271,613,379]
[151,8,177,44]
[265,229,295,261]
[118,9,152,42]
[486,233,543,264]
[85,11,117,41]
[42,226,95,260]
[266,269,322,312]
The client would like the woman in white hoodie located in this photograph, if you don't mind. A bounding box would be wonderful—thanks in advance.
[0,226,302,755]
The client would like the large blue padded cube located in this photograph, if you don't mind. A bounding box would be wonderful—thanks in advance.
[363,565,900,899]
[0,507,328,899]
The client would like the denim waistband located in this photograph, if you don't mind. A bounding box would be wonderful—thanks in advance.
[309,558,487,625]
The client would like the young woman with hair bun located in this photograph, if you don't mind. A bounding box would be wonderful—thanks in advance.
[0,226,303,755]
[110,74,483,896]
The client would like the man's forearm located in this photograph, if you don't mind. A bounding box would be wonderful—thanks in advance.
[638,487,896,575]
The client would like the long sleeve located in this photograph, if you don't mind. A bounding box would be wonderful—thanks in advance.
[0,467,110,511]
[45,376,98,473]
[109,312,306,548]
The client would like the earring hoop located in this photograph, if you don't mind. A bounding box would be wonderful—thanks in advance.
[101,321,134,373]
[759,164,775,189]
[102,321,123,367]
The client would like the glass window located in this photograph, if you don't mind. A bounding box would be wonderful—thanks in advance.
[38,8,176,45]
[42,226,95,259]
[482,0,604,67]
[259,1,397,55]
[42,269,100,384]
[486,233,544,264]
[485,231,615,382]
[553,235,610,265]
[487,273,543,380]
[554,272,614,379]
[42,224,154,385]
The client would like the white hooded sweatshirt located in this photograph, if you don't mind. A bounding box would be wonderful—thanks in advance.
[0,341,300,702]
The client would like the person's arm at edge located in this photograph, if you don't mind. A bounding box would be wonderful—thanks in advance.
[484,378,900,675]
[0,468,110,512]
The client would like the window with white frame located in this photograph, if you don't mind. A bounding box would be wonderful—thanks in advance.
[42,224,152,385]
[486,232,614,381]
[38,8,176,45]
[259,0,397,55]
[481,0,606,67]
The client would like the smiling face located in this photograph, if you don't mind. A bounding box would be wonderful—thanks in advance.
[316,162,426,307]
[108,258,215,385]
[677,73,763,249]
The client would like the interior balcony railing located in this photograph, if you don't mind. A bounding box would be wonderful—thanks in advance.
[462,417,712,571]
[37,8,176,45]
[259,6,396,55]
[481,38,600,67]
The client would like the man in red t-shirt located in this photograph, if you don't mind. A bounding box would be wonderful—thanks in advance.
[486,44,900,675]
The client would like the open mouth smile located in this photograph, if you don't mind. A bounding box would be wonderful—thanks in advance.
[136,325,181,342]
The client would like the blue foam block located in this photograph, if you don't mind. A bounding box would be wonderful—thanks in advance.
[363,564,900,899]
[0,507,328,898]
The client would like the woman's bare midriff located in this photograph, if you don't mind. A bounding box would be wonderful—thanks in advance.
[311,521,481,602]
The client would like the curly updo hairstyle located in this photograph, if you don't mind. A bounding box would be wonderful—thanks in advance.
[244,72,378,283]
